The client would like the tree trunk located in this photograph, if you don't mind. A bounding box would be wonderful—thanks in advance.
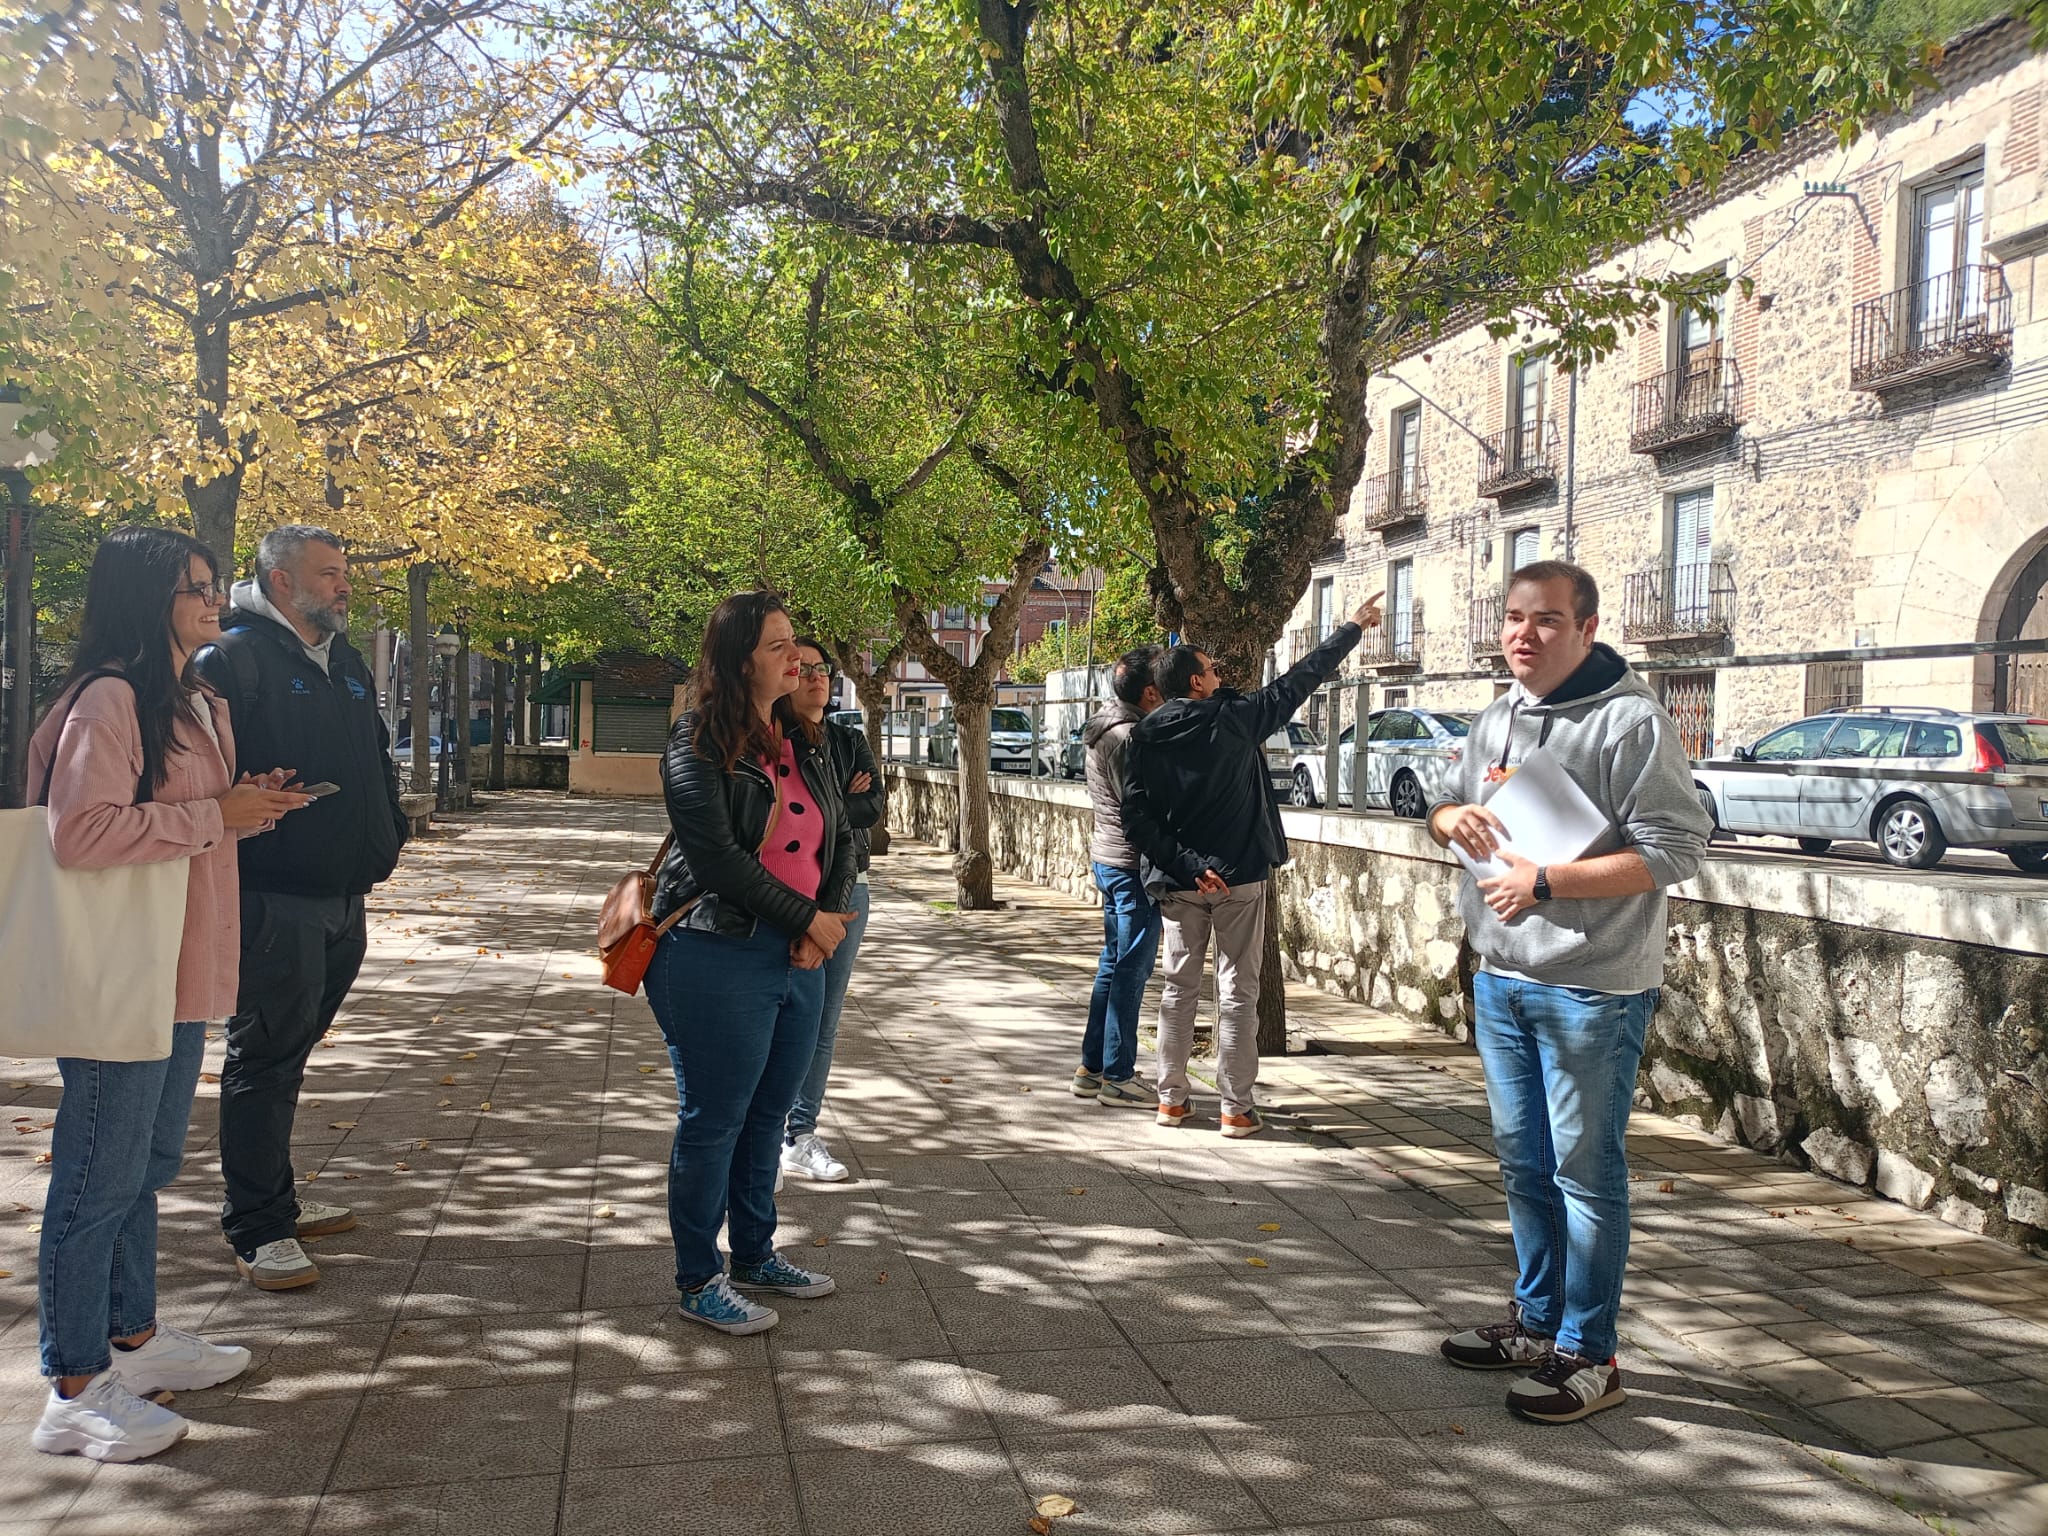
[511,640,529,747]
[488,647,507,791]
[950,693,995,909]
[407,564,433,797]
[527,641,544,744]
[852,663,893,856]
[452,620,473,809]
[1256,882,1288,1055]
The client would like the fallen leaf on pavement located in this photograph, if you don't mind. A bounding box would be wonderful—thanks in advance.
[34,1152,51,1165]
[940,1077,953,1084]
[1029,1519,1052,1535]
[596,1205,615,1218]
[343,1174,360,1181]
[1655,1180,1676,1194]
[200,1072,220,1083]
[26,1223,40,1233]
[393,1162,410,1172]
[479,1101,492,1111]
[1034,1495,1078,1519]
[330,1121,357,1130]
[1245,1257,1269,1268]
[0,1270,12,1279]
[1066,1187,1086,1196]
[416,1140,430,1151]
[439,1075,457,1086]
[1020,1087,1031,1094]
[460,1052,478,1061]
[637,1065,658,1075]
[876,1272,887,1284]
[812,1238,828,1247]
[1256,1223,1281,1232]
[1450,1423,1466,1435]
[436,1098,452,1107]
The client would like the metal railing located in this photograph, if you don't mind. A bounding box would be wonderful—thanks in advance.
[1630,354,1743,453]
[1477,420,1558,497]
[1622,561,1735,644]
[1469,591,1506,659]
[1850,264,2013,391]
[1289,623,1339,664]
[1358,621,1425,670]
[1359,463,1430,531]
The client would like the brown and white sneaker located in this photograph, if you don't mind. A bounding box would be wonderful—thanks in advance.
[1155,1101,1190,1128]
[1506,1349,1626,1423]
[1439,1311,1553,1371]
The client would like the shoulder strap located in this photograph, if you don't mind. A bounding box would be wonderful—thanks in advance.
[223,632,264,720]
[35,669,150,808]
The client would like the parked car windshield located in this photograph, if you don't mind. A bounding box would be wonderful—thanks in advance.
[990,709,1034,733]
[1983,721,2048,764]
[1429,713,1474,736]
[1751,719,1834,760]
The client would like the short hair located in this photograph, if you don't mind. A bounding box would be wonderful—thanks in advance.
[256,525,345,593]
[1507,559,1599,623]
[793,635,833,672]
[1155,645,1208,700]
[1111,644,1162,706]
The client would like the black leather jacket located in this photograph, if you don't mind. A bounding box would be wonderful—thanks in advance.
[652,711,857,939]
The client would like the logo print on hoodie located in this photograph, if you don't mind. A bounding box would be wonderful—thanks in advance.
[289,676,311,695]
[345,676,367,701]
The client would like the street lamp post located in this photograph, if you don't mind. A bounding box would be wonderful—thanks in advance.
[0,393,58,808]
[433,629,460,812]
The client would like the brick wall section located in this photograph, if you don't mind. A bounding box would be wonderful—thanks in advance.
[1849,163,1887,306]
[2004,84,2040,178]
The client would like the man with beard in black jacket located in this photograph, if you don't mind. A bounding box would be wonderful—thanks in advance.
[196,526,409,1291]
[1122,591,1379,1137]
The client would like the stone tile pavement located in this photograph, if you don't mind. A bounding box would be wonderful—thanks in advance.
[0,793,2044,1535]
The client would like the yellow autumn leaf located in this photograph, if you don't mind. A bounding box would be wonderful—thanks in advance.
[1256,1223,1281,1232]
[1245,1257,1269,1268]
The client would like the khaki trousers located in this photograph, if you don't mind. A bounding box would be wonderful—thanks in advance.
[1154,883,1267,1118]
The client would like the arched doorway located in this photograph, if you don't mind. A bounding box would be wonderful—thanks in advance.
[1990,539,2048,714]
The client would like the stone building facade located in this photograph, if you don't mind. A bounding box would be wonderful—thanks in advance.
[1283,18,2048,756]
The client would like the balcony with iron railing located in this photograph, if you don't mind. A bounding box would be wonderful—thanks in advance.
[1630,355,1743,454]
[1850,264,2013,391]
[1287,624,1337,665]
[1358,463,1429,533]
[1469,590,1506,661]
[1358,619,1424,672]
[1622,561,1735,646]
[1477,420,1558,498]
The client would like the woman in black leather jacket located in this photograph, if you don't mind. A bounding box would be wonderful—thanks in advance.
[644,591,857,1337]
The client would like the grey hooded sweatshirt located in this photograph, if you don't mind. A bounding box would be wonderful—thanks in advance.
[1083,701,1143,870]
[1432,642,1711,996]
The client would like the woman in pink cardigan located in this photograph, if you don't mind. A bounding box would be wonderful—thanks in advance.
[26,527,310,1463]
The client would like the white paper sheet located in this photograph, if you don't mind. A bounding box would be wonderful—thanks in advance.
[1451,745,1611,883]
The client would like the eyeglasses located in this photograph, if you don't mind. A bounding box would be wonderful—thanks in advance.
[175,579,228,602]
[797,663,834,680]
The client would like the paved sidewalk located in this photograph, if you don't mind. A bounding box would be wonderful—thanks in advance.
[1,794,2043,1535]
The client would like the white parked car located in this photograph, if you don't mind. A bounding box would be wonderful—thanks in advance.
[923,707,1059,775]
[1288,709,1475,818]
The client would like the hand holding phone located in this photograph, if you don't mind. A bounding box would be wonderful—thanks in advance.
[297,781,341,798]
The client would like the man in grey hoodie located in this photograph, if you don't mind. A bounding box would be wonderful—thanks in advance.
[1072,646,1165,1107]
[1427,560,1709,1425]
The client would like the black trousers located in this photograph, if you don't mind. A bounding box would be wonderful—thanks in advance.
[218,891,367,1253]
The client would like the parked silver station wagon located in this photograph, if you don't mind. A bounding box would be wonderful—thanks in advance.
[1287,709,1475,818]
[1689,706,2048,871]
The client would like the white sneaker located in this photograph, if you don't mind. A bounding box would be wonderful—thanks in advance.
[112,1324,252,1394]
[295,1200,356,1238]
[235,1237,320,1291]
[780,1133,849,1183]
[31,1371,189,1461]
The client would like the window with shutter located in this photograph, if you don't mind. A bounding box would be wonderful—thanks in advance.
[1669,487,1714,626]
[591,700,672,754]
[1389,559,1414,647]
[1508,526,1540,574]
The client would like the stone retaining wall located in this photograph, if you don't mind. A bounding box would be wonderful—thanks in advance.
[886,764,2048,1250]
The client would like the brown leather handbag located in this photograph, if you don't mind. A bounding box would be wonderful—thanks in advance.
[597,833,681,995]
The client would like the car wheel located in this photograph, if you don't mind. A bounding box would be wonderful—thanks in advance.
[1390,771,1427,820]
[2008,847,2048,874]
[1796,837,1833,855]
[1875,798,1947,869]
[1290,767,1320,808]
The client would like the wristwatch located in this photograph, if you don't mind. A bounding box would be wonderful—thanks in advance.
[1532,867,1552,903]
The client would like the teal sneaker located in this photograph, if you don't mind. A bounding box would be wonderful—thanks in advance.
[1096,1076,1154,1108]
[730,1251,837,1298]
[1071,1068,1103,1098]
[679,1274,779,1335]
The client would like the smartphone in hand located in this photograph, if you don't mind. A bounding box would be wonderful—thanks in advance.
[298,781,341,798]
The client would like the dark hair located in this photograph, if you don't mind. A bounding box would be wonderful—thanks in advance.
[1508,560,1600,623]
[1155,645,1209,700]
[691,591,793,771]
[784,635,831,747]
[48,525,220,795]
[1112,644,1162,707]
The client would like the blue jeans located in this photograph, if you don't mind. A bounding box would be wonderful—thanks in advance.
[1471,972,1656,1363]
[644,923,824,1292]
[39,1022,207,1379]
[787,881,869,1139]
[1082,862,1162,1083]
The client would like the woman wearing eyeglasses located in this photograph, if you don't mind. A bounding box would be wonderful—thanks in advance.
[645,592,858,1335]
[778,640,886,1184]
[26,527,312,1461]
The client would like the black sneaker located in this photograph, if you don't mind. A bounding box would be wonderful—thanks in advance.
[1440,1314,1553,1371]
[1506,1349,1626,1423]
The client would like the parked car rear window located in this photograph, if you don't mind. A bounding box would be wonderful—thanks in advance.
[1430,713,1473,737]
[1982,722,2048,764]
[1905,722,1962,758]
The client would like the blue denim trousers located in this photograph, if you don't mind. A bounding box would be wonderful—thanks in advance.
[787,881,870,1140]
[644,923,824,1291]
[1082,862,1162,1083]
[39,1021,207,1379]
[1471,972,1656,1363]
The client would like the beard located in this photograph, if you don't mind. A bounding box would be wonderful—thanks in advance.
[292,592,348,637]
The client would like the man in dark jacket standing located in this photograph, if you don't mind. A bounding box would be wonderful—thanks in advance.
[196,525,409,1291]
[1073,645,1164,1108]
[1123,593,1379,1137]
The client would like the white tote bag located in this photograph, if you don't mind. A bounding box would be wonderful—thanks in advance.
[0,805,189,1062]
